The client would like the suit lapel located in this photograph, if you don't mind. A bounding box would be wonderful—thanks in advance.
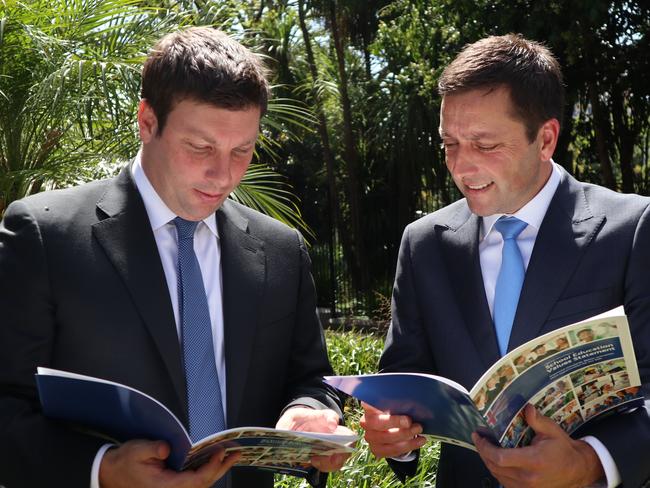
[441,205,501,369]
[217,202,265,428]
[509,171,605,349]
[92,168,187,419]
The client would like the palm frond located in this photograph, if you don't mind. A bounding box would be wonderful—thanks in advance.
[231,163,314,240]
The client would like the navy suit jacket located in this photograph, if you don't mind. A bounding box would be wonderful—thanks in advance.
[381,167,650,487]
[0,166,341,487]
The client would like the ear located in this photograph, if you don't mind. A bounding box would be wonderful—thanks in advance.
[138,99,158,143]
[538,118,560,162]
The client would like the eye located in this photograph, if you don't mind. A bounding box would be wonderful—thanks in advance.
[187,142,210,154]
[233,146,253,157]
[476,143,498,152]
[440,142,458,151]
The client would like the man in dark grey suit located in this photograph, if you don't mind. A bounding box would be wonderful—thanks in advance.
[0,27,349,488]
[361,34,650,487]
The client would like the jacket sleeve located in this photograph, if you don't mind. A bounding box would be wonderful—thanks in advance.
[0,200,104,488]
[378,225,436,482]
[282,229,343,417]
[588,203,650,487]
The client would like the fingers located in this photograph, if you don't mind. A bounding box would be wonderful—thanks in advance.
[218,450,241,475]
[362,418,425,458]
[99,440,173,488]
[145,440,171,462]
[473,432,507,470]
[276,407,339,432]
[473,432,533,470]
[317,409,342,431]
[360,407,414,431]
[310,424,356,472]
[332,424,356,436]
[367,434,427,459]
[360,401,383,415]
[359,403,425,458]
[196,448,241,482]
[524,404,564,440]
[311,452,350,472]
[473,433,527,486]
[103,439,170,468]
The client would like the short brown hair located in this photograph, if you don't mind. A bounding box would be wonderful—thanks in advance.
[141,26,270,134]
[438,34,564,141]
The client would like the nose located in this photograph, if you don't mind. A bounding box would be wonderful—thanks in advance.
[446,144,476,178]
[204,152,232,189]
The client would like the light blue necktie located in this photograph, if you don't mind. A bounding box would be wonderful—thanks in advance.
[493,216,528,356]
[174,217,226,445]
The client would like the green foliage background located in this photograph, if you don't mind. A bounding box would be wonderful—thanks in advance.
[2,1,649,315]
[1,3,648,481]
[276,329,441,487]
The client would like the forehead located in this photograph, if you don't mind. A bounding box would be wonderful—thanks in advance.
[166,98,260,140]
[439,86,524,137]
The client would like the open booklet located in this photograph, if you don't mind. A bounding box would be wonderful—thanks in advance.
[35,368,357,478]
[325,306,644,451]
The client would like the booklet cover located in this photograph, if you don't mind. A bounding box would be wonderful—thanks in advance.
[35,368,357,477]
[326,306,644,451]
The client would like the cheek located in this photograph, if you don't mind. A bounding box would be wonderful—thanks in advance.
[232,158,251,179]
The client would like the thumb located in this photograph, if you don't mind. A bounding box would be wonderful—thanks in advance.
[361,402,382,415]
[525,404,565,440]
[146,440,171,460]
[322,408,341,430]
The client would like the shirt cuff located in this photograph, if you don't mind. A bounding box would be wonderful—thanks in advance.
[581,436,621,488]
[90,443,115,488]
[390,451,417,462]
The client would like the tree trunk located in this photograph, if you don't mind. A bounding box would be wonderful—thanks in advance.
[298,0,341,313]
[254,0,265,22]
[327,0,368,290]
[588,84,616,190]
[611,86,636,194]
[554,97,575,171]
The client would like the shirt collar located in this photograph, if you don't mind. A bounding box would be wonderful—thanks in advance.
[131,150,219,238]
[481,160,562,240]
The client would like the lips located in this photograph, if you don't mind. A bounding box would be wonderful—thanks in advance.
[466,181,493,190]
[195,188,223,201]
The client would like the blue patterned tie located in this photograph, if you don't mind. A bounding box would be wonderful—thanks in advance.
[174,217,226,447]
[493,216,528,356]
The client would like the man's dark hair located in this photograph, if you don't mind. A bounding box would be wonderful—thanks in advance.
[141,26,270,134]
[438,34,564,142]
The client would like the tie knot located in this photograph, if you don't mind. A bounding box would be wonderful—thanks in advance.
[173,217,199,240]
[494,216,527,240]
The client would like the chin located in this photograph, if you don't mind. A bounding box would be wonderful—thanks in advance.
[467,203,495,217]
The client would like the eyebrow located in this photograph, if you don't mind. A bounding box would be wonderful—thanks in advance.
[186,132,258,148]
[438,129,498,140]
[237,139,258,147]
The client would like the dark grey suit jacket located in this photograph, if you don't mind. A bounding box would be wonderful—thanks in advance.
[381,168,650,487]
[0,166,342,487]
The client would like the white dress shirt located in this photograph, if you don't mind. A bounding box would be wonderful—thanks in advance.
[90,153,227,487]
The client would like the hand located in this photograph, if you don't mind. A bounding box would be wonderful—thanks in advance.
[472,404,604,488]
[98,439,240,488]
[276,406,340,432]
[360,402,426,459]
[276,407,354,472]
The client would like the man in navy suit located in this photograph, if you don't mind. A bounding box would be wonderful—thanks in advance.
[361,34,650,487]
[0,27,349,488]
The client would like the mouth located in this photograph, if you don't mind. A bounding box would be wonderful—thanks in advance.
[465,181,494,191]
[195,189,224,202]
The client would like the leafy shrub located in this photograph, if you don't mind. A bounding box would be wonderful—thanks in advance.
[276,329,439,487]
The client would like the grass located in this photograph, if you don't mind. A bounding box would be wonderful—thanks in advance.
[275,328,440,487]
